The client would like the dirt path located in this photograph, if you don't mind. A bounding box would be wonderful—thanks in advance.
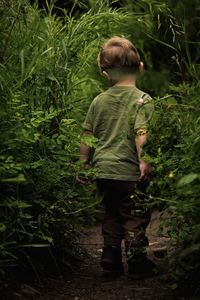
[40,210,173,300]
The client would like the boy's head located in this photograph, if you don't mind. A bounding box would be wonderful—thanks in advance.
[98,36,142,82]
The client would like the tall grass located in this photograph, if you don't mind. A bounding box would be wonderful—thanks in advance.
[0,0,155,274]
[1,1,200,295]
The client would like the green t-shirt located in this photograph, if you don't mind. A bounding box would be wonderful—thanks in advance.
[82,86,154,181]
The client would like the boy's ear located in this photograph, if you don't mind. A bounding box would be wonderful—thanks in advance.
[139,61,144,73]
[102,70,110,80]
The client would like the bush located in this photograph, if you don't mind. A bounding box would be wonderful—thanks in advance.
[1,1,200,295]
[0,0,156,274]
[143,82,200,295]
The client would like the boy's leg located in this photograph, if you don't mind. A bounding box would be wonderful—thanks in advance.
[117,181,156,277]
[120,184,150,258]
[96,179,124,248]
[96,179,124,273]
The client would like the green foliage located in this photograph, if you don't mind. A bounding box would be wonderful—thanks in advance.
[0,0,158,274]
[1,0,200,295]
[119,2,200,293]
[143,81,200,293]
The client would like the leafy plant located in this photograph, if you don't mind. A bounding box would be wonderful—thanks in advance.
[0,0,157,275]
[1,1,200,297]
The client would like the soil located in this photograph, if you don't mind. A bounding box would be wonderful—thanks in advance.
[2,210,175,300]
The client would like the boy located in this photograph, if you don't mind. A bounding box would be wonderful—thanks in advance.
[78,36,155,277]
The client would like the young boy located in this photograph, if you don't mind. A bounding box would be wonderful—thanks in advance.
[78,36,155,277]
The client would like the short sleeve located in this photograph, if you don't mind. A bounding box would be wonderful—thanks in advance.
[134,95,154,130]
[82,101,95,131]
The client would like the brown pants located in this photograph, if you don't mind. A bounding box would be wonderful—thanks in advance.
[97,179,151,256]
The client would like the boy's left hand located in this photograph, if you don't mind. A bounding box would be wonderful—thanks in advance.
[139,160,152,181]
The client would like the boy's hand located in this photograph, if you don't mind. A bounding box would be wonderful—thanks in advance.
[76,175,91,185]
[76,163,92,185]
[139,160,152,181]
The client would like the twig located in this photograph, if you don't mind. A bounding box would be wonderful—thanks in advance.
[66,199,101,215]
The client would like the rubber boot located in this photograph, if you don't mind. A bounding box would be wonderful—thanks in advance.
[127,253,158,279]
[101,246,124,275]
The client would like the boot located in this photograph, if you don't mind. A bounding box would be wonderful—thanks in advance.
[127,253,159,279]
[101,246,124,275]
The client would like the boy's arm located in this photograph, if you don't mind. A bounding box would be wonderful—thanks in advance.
[76,129,93,184]
[135,129,151,180]
[80,130,93,163]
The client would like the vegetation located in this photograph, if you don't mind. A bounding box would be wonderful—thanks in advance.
[144,82,200,296]
[0,0,199,296]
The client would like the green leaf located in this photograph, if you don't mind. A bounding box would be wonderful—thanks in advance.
[22,244,50,248]
[1,174,26,183]
[177,174,199,187]
[61,119,76,125]
[42,236,53,243]
[0,223,6,233]
[81,135,98,148]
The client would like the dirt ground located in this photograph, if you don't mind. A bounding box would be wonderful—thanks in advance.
[39,210,173,300]
[2,210,176,300]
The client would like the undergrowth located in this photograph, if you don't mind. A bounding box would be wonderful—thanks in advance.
[0,0,200,296]
[0,0,157,276]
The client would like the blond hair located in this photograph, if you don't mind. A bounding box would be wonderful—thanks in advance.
[98,36,140,73]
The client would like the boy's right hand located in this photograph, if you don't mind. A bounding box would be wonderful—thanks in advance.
[139,160,152,181]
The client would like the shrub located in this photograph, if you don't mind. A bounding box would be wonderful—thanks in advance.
[143,82,200,295]
[0,0,155,274]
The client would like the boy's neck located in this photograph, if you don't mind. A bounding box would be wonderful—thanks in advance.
[113,77,136,87]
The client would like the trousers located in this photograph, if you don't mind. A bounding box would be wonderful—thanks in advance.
[96,179,151,257]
